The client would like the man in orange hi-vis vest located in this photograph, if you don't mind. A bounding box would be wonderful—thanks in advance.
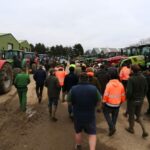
[55,67,66,99]
[119,64,131,117]
[102,72,125,136]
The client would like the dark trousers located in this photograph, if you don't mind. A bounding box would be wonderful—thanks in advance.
[147,92,150,113]
[68,104,73,115]
[128,102,142,128]
[103,104,119,130]
[36,84,44,98]
[127,101,147,134]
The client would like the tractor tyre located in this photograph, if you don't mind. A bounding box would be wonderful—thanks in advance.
[0,63,13,94]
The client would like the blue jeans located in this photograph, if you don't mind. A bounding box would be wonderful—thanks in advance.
[103,104,119,130]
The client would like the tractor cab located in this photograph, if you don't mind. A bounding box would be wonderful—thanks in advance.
[3,50,24,65]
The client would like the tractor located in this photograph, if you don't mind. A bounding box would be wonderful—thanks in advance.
[0,50,25,94]
[0,51,13,94]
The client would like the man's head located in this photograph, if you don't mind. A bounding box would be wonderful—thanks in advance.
[79,72,88,82]
[49,68,55,75]
[69,66,75,72]
[38,65,43,69]
[110,72,118,80]
[131,64,141,73]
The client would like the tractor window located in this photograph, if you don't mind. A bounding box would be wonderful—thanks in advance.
[18,52,23,59]
[122,59,132,66]
[141,47,150,55]
[5,51,18,59]
[132,48,138,55]
[127,49,131,56]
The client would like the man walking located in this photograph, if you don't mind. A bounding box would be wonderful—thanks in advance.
[103,72,125,136]
[45,68,61,122]
[14,68,30,112]
[126,64,148,138]
[62,66,78,118]
[55,66,66,92]
[67,73,101,150]
[95,65,110,96]
[33,65,46,103]
[143,68,150,115]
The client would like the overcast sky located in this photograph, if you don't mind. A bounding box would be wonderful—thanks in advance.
[1,0,150,50]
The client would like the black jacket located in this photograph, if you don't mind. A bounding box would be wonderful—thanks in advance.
[33,68,46,86]
[95,69,110,95]
[63,72,78,92]
[126,72,148,102]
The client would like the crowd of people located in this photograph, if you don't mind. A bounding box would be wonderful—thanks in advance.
[13,59,150,150]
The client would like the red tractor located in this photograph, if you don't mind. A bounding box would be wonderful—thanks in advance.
[0,59,13,94]
[0,50,23,94]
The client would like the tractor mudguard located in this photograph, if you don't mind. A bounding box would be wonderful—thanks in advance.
[0,60,6,70]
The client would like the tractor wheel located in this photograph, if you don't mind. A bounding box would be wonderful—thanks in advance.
[0,63,13,94]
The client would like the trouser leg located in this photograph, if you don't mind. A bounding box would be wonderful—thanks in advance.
[112,107,119,129]
[48,98,52,117]
[36,84,40,98]
[39,85,44,103]
[103,105,114,130]
[146,93,150,113]
[128,105,135,130]
[21,89,27,111]
[17,90,22,110]
[39,85,44,98]
[52,105,57,118]
[68,104,72,115]
[135,104,147,135]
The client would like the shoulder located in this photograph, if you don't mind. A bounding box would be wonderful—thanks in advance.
[86,84,97,90]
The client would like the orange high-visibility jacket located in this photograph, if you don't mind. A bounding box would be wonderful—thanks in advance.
[119,66,130,81]
[55,70,66,86]
[103,79,126,107]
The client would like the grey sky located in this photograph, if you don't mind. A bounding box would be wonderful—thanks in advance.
[1,0,150,50]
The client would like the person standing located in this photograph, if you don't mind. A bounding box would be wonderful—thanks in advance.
[143,69,150,115]
[62,66,78,118]
[14,68,30,112]
[45,68,61,122]
[119,64,131,89]
[55,66,66,91]
[103,72,125,136]
[86,67,101,92]
[126,65,148,138]
[119,64,131,117]
[33,65,46,103]
[95,65,110,96]
[67,73,101,150]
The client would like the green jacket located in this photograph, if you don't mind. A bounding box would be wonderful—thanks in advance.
[45,75,61,98]
[14,73,30,89]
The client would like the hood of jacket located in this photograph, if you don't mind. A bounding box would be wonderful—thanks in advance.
[109,79,120,87]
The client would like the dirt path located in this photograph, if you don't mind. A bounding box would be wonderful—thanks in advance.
[0,75,150,150]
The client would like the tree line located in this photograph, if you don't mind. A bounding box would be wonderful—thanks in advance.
[30,43,84,57]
